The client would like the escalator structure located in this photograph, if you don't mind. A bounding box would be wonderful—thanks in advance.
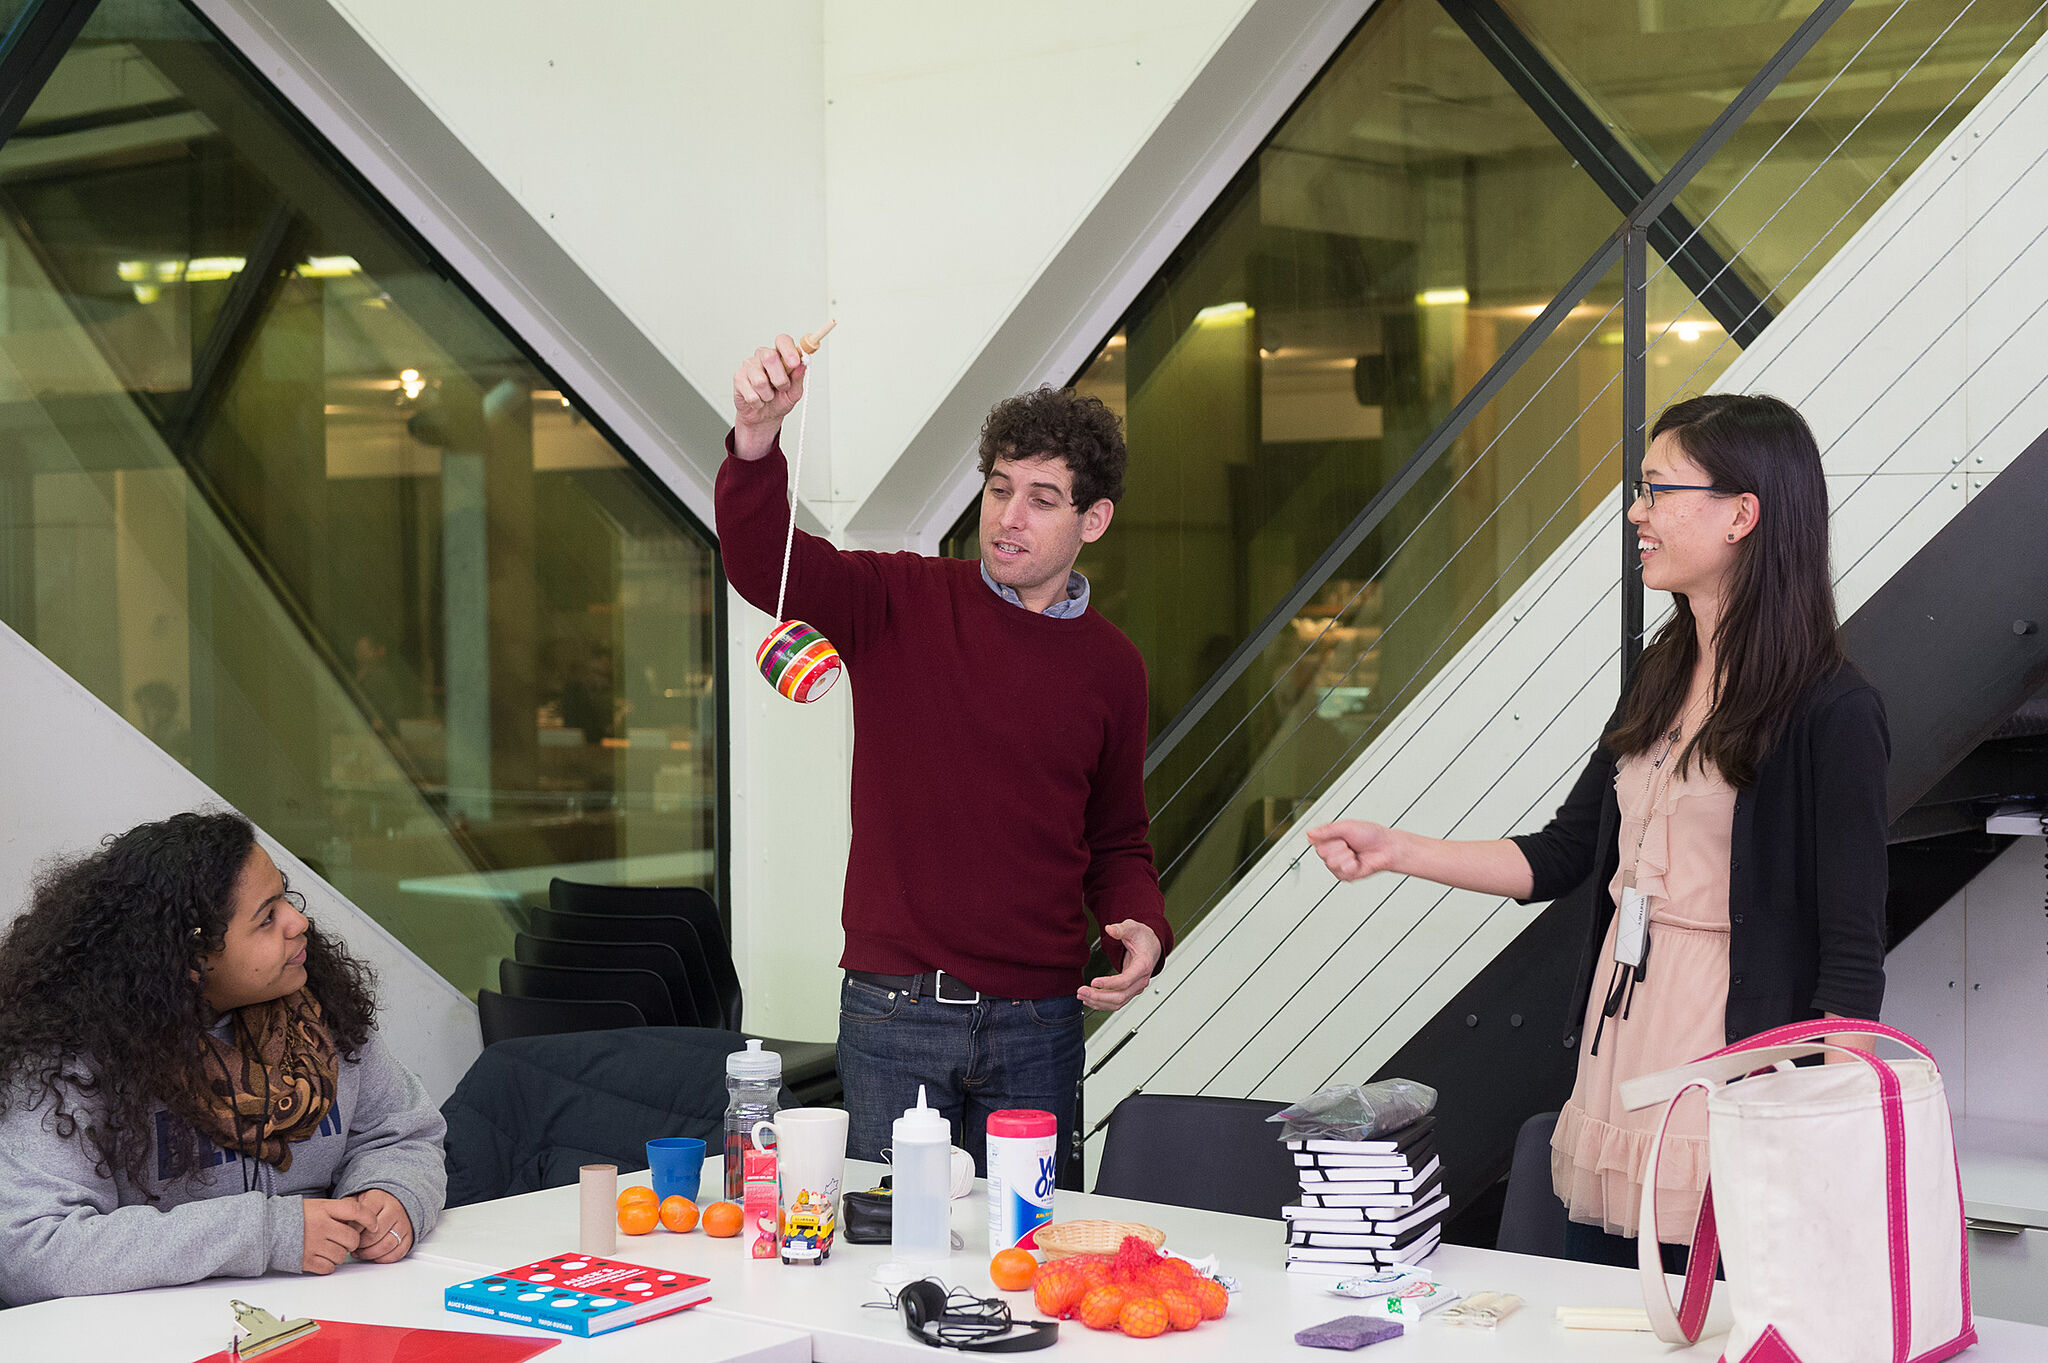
[0,4,724,997]
[1,176,483,872]
[1079,0,2048,1232]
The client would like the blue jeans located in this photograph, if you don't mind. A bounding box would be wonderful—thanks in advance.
[835,973,1084,1176]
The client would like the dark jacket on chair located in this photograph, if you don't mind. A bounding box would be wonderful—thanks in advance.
[441,1027,788,1208]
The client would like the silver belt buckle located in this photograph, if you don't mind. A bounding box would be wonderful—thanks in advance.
[931,970,980,1005]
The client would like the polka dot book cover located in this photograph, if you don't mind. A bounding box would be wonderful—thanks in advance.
[446,1253,712,1337]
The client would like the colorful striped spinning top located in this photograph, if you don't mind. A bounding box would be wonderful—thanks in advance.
[755,319,843,704]
[756,619,842,703]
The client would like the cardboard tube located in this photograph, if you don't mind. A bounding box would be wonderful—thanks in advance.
[579,1164,617,1256]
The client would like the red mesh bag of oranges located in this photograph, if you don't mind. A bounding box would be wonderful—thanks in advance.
[1028,1235,1226,1336]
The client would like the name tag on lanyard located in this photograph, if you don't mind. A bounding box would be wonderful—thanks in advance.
[1614,880,1649,969]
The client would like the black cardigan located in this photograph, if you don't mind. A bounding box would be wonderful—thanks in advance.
[1510,662,1891,1047]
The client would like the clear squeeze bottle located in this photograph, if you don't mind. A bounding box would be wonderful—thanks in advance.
[723,1039,782,1202]
[890,1085,953,1266]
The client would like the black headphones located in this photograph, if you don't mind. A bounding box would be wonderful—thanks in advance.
[898,1280,1059,1352]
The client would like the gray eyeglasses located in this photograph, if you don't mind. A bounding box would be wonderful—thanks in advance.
[1630,479,1721,507]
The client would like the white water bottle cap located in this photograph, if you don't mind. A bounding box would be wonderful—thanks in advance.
[726,1037,782,1080]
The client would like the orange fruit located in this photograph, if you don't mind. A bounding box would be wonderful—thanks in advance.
[617,1200,658,1235]
[1119,1297,1170,1339]
[989,1248,1038,1292]
[1193,1278,1228,1320]
[1034,1271,1085,1318]
[616,1186,658,1211]
[1160,1288,1202,1331]
[701,1201,744,1238]
[659,1195,699,1233]
[1076,1284,1130,1331]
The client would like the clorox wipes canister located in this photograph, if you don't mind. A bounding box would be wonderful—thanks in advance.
[985,1109,1057,1252]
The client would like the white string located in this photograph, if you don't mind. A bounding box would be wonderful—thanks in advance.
[774,358,812,624]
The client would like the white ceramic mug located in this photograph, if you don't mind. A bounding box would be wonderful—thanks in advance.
[752,1108,848,1265]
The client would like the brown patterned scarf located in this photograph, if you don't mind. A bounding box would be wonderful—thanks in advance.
[181,988,340,1171]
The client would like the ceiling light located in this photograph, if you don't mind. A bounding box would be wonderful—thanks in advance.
[1417,288,1469,307]
[1194,301,1252,325]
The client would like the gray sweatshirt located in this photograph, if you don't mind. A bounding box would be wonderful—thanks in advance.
[0,1029,446,1306]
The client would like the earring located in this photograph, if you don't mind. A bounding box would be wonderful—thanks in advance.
[1726,533,1736,542]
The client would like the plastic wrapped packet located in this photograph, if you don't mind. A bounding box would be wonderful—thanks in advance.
[1267,1079,1438,1142]
[1440,1291,1522,1329]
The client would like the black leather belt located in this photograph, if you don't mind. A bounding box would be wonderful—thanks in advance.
[847,969,984,1004]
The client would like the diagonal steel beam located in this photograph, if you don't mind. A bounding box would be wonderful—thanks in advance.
[1438,0,1776,348]
[0,0,100,147]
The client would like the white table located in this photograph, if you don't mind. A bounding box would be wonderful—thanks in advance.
[421,1157,2048,1361]
[12,1155,2047,1360]
[2,1253,808,1362]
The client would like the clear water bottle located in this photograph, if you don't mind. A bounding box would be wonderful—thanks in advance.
[723,1039,782,1202]
[890,1085,952,1266]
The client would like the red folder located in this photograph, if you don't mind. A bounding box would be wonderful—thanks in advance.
[194,1318,558,1363]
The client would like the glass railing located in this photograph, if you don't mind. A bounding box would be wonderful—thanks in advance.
[0,1,721,996]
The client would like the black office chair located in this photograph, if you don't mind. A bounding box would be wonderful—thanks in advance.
[500,959,677,1028]
[1093,1094,1296,1219]
[550,880,743,1029]
[526,906,721,1029]
[1495,1110,1568,1259]
[476,989,646,1047]
[548,878,838,1100]
[513,933,707,1030]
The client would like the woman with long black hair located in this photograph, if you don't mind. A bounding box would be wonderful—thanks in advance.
[0,810,445,1305]
[1307,394,1889,1269]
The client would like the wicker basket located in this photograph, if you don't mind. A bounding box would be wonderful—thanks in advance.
[1033,1219,1166,1260]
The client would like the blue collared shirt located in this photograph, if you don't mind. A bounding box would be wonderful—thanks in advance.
[980,562,1090,619]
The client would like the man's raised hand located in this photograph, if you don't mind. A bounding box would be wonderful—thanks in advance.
[732,335,807,461]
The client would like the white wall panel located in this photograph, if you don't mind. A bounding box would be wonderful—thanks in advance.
[0,623,479,1107]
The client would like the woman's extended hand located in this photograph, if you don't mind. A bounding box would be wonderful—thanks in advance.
[1305,820,1401,881]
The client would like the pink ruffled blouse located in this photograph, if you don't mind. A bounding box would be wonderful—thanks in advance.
[1550,743,1736,1243]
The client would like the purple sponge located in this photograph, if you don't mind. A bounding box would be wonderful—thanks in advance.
[1295,1315,1404,1350]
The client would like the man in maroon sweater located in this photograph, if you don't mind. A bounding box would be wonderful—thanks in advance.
[719,334,1175,1172]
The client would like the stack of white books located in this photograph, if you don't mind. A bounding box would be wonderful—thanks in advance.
[1282,1116,1447,1275]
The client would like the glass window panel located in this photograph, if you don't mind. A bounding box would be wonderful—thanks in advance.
[0,0,720,996]
[954,0,1622,737]
[1501,0,2048,309]
[1145,254,1729,935]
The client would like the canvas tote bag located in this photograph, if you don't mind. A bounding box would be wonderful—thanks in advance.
[1616,1019,1975,1363]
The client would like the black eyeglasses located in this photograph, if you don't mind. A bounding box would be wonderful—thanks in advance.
[1630,479,1721,507]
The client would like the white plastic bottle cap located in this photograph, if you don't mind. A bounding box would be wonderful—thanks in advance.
[726,1037,782,1080]
[893,1085,951,1143]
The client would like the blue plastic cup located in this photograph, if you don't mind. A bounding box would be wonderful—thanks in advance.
[646,1137,706,1203]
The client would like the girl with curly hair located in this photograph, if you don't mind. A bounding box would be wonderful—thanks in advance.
[0,810,446,1305]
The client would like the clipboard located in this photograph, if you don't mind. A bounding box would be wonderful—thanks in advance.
[193,1318,558,1363]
